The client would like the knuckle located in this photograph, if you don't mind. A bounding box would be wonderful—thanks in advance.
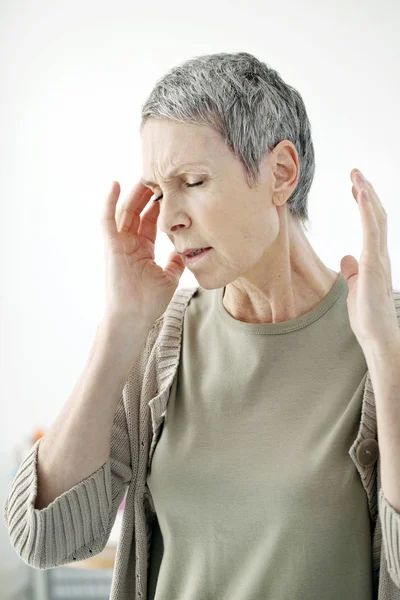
[378,211,387,226]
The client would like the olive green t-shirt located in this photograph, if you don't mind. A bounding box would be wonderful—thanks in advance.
[147,273,373,599]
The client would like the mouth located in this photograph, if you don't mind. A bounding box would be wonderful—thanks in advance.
[184,247,213,264]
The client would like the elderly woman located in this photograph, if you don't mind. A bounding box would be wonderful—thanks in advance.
[4,52,400,600]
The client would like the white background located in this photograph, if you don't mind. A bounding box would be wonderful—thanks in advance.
[1,0,399,597]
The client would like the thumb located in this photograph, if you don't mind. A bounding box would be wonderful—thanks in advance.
[163,251,186,284]
[340,255,359,287]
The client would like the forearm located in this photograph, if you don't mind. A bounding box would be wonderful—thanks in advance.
[363,336,400,513]
[35,318,150,509]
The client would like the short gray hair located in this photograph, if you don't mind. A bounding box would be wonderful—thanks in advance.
[140,51,315,232]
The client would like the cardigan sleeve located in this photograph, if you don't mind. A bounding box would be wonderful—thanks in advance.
[3,389,133,570]
[379,486,400,588]
[379,290,400,587]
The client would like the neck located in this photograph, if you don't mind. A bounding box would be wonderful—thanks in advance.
[222,214,339,325]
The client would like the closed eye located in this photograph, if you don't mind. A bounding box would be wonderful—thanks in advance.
[153,181,203,202]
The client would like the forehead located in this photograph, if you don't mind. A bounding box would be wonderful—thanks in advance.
[141,162,211,187]
[141,120,220,187]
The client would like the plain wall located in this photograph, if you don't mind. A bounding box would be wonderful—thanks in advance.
[1,0,399,597]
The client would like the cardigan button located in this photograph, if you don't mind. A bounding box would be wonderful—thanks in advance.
[356,438,379,467]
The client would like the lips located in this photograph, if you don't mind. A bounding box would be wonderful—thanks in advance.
[182,247,212,256]
[187,247,210,257]
[184,247,213,262]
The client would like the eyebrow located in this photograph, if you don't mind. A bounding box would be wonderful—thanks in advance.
[141,162,209,187]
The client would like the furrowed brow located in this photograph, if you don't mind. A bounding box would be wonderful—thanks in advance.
[141,162,209,187]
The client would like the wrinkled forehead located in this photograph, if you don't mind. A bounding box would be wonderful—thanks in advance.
[140,121,228,186]
[140,118,226,159]
[141,162,212,188]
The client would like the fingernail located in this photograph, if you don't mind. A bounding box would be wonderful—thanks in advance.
[357,171,365,182]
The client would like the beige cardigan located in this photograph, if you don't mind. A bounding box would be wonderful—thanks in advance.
[4,285,400,600]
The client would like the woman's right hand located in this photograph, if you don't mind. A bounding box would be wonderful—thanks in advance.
[101,180,186,327]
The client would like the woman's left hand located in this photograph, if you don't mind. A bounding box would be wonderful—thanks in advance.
[340,169,400,353]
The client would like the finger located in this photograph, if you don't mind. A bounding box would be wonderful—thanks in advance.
[137,199,160,244]
[118,180,154,232]
[101,181,121,237]
[358,188,380,260]
[352,170,387,222]
[352,171,388,257]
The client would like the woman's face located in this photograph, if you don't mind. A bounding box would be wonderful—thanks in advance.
[140,118,298,290]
